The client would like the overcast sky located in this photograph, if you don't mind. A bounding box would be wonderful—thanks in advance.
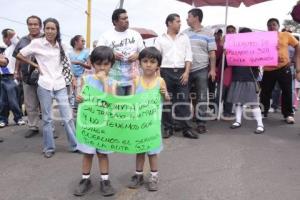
[0,0,297,47]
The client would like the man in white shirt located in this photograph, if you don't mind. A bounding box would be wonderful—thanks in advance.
[97,8,144,95]
[155,13,198,139]
[0,29,25,128]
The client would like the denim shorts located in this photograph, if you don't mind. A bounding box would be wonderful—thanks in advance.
[146,144,163,155]
[77,142,113,154]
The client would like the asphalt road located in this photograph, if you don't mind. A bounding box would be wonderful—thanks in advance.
[1,110,300,200]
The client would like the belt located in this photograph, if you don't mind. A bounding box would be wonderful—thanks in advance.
[161,68,185,73]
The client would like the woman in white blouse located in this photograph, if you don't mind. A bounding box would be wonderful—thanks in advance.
[17,18,77,158]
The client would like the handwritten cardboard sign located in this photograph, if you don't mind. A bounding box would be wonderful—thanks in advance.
[224,31,278,66]
[76,84,162,154]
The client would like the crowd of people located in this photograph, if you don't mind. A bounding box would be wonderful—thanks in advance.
[0,7,300,197]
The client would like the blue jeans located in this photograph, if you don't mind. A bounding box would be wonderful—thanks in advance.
[0,76,23,124]
[37,86,77,153]
[189,68,208,125]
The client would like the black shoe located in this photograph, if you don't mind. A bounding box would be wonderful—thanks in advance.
[162,129,173,139]
[44,151,55,158]
[0,137,3,143]
[173,123,182,132]
[223,113,235,117]
[222,113,235,121]
[24,129,39,138]
[71,149,81,154]
[74,179,92,196]
[100,180,115,197]
[128,174,144,189]
[195,125,207,134]
[182,130,198,139]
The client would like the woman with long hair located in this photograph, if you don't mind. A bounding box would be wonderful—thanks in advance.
[17,18,77,158]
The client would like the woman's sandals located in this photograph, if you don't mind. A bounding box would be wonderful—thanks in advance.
[254,126,265,134]
[230,122,241,129]
[231,122,264,134]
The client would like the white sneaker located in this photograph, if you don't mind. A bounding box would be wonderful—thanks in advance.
[269,108,276,113]
[0,122,6,128]
[17,119,26,126]
[285,116,295,124]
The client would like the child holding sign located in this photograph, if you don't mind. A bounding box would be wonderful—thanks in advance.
[127,47,170,191]
[74,46,115,197]
[226,28,264,134]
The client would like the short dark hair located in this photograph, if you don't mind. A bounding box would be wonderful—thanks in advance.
[239,27,252,33]
[165,13,180,27]
[267,18,280,26]
[1,28,14,38]
[26,15,42,27]
[138,47,162,67]
[112,8,127,25]
[70,35,82,48]
[216,29,223,34]
[188,8,203,22]
[226,25,236,31]
[90,46,115,65]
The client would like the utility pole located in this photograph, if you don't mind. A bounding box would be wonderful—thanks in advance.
[86,0,91,49]
[119,0,124,8]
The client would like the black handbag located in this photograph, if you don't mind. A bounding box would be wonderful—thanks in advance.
[249,67,261,94]
[26,57,39,85]
[27,68,39,85]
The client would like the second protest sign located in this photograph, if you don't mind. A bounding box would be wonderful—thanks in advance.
[224,31,278,66]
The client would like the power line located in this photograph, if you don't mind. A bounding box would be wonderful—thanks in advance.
[0,16,72,38]
[65,0,86,11]
[0,17,26,26]
[54,0,107,21]
[65,0,86,10]
[54,0,85,12]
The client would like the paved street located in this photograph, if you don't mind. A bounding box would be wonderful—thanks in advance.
[1,110,300,200]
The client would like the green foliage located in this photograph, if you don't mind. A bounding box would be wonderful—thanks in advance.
[283,19,300,33]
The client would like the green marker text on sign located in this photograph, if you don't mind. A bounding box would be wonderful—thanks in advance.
[76,84,162,154]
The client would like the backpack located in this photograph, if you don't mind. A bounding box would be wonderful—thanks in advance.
[291,2,300,23]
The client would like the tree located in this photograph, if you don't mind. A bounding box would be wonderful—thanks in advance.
[283,19,300,33]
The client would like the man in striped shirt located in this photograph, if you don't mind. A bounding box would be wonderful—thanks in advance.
[184,8,217,134]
